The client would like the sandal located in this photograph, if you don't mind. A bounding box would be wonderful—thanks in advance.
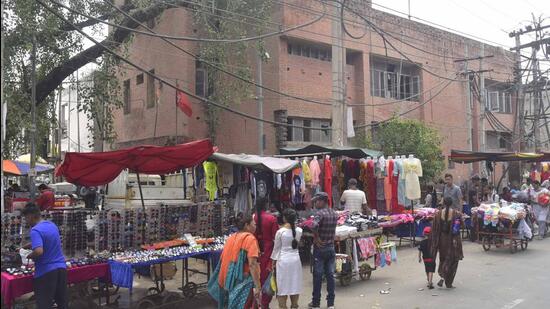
[437,279,444,287]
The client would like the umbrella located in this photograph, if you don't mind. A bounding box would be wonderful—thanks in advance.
[2,160,55,176]
[15,154,49,164]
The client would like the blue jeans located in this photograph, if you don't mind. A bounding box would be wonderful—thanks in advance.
[311,245,336,307]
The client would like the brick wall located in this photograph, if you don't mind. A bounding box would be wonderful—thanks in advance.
[112,2,516,182]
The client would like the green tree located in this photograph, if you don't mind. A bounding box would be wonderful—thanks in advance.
[192,0,273,141]
[356,118,445,182]
[2,0,274,157]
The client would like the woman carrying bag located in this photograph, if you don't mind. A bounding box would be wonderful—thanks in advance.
[271,209,303,309]
[209,214,262,309]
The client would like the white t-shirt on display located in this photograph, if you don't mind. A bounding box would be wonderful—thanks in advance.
[340,189,367,213]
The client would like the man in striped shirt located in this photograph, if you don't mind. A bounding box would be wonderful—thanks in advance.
[309,192,337,309]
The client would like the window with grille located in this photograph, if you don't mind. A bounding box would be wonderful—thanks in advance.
[287,41,332,62]
[287,117,331,143]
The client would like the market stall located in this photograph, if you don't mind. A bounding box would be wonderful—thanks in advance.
[472,202,531,253]
[1,260,111,308]
[1,140,220,308]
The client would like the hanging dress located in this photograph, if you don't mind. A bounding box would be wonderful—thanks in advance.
[203,161,219,201]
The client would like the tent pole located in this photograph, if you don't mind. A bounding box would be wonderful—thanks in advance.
[136,172,146,243]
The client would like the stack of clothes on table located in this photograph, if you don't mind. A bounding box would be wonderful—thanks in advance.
[377,213,414,228]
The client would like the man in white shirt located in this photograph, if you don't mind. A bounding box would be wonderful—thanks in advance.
[340,178,369,214]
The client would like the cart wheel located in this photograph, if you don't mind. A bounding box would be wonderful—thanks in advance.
[146,287,161,296]
[339,273,352,286]
[181,282,198,298]
[482,236,491,251]
[136,298,157,309]
[359,270,372,281]
[162,292,182,308]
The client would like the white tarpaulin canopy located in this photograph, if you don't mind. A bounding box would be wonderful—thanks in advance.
[211,153,299,173]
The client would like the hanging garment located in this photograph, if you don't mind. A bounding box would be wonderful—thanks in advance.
[203,161,219,201]
[235,184,252,216]
[352,239,360,274]
[253,170,272,200]
[366,160,377,210]
[337,159,346,194]
[376,177,386,213]
[403,157,422,200]
[377,156,386,176]
[309,158,321,186]
[292,175,303,205]
[379,251,386,268]
[394,159,410,207]
[390,246,397,262]
[302,160,312,185]
[390,160,401,213]
[324,156,333,208]
[384,160,393,212]
[359,160,367,191]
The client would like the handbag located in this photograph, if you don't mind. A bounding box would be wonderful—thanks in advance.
[262,271,277,296]
[207,258,224,309]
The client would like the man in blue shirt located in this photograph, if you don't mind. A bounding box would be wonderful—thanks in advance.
[22,203,67,309]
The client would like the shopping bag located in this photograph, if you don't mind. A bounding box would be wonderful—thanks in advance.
[262,271,277,296]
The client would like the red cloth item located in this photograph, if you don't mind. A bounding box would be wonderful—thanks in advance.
[176,89,193,117]
[366,160,377,210]
[324,156,333,208]
[1,263,111,307]
[423,226,432,235]
[35,190,55,211]
[56,139,215,186]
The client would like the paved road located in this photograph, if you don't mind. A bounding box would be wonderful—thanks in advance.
[127,238,550,308]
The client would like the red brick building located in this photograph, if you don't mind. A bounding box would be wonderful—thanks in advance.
[112,1,517,182]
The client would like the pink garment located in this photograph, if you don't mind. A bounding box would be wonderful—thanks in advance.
[337,211,349,225]
[357,237,377,259]
[309,158,321,186]
[384,160,393,212]
[385,250,392,266]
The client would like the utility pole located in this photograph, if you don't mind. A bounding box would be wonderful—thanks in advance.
[464,45,473,175]
[256,51,264,155]
[454,52,493,175]
[331,0,346,147]
[76,71,81,152]
[29,33,37,199]
[479,43,486,175]
[512,32,524,152]
[509,23,549,152]
[532,50,540,151]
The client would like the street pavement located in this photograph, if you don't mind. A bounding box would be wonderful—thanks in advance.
[126,238,550,308]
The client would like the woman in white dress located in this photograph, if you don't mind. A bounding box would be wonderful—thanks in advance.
[271,208,303,309]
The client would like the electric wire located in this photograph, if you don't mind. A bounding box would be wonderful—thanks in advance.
[36,0,334,131]
[48,0,327,43]
[103,0,459,108]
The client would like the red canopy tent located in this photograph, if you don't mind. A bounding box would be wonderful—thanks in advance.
[56,139,215,186]
[55,139,215,240]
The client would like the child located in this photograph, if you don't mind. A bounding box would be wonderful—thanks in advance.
[418,226,436,289]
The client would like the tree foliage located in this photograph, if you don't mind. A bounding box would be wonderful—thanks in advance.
[355,118,445,182]
[192,0,273,141]
[2,0,180,158]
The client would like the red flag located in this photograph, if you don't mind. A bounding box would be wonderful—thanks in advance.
[176,89,192,117]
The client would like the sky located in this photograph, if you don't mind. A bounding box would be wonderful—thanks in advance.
[371,0,549,48]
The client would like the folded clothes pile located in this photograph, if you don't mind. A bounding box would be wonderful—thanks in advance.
[377,214,414,228]
[345,213,379,231]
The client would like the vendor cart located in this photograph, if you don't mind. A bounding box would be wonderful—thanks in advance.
[473,214,529,254]
[333,228,383,286]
